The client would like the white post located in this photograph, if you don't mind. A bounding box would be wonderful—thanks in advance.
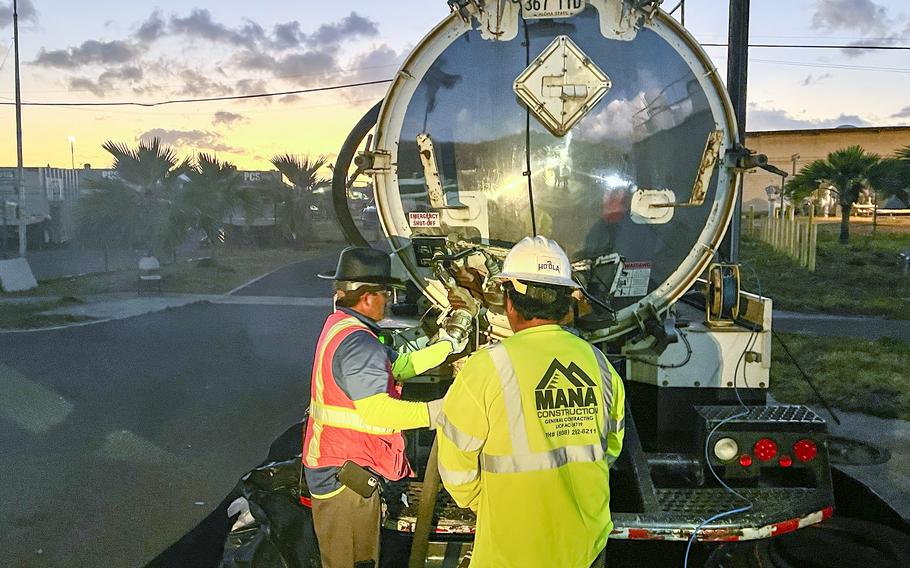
[13,0,27,256]
[792,209,797,258]
[809,222,818,272]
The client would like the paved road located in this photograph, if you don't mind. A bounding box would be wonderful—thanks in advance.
[774,311,910,343]
[0,255,337,567]
[3,251,908,566]
[230,248,339,298]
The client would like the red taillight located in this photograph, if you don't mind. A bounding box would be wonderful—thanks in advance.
[779,455,793,468]
[793,439,818,462]
[739,454,753,467]
[754,438,779,462]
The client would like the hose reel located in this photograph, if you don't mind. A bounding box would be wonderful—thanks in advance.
[706,263,740,326]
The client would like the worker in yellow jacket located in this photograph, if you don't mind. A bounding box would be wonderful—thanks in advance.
[437,236,625,568]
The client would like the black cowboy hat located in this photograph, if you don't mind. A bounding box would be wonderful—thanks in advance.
[318,247,406,287]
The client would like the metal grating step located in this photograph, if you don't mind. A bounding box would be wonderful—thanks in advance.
[697,405,825,425]
[656,487,815,516]
[394,483,476,524]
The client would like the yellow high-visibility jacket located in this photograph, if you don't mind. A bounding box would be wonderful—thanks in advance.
[437,324,625,568]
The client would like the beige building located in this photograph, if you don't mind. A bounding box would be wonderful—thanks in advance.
[742,126,910,213]
[0,167,80,249]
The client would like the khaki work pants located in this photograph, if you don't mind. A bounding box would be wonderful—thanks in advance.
[311,487,381,568]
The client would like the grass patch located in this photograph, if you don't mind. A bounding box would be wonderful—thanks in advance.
[771,332,910,421]
[0,298,94,329]
[741,222,910,319]
[6,247,320,298]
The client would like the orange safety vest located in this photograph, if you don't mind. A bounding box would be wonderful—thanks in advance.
[302,311,412,482]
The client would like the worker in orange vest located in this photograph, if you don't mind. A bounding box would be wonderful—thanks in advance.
[303,247,470,568]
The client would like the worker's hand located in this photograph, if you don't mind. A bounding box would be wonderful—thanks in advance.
[436,327,468,355]
[452,266,485,300]
[426,398,445,430]
[448,286,479,318]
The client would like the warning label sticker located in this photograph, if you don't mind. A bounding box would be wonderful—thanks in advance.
[615,261,652,298]
[408,212,440,228]
[535,359,600,440]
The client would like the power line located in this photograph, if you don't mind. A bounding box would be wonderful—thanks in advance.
[0,61,403,96]
[709,57,910,74]
[750,58,910,74]
[0,78,392,108]
[701,42,910,50]
[0,96,382,118]
[2,40,910,110]
[0,39,13,71]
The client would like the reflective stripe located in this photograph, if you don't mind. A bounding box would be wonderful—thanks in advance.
[481,443,606,474]
[310,402,396,435]
[609,418,625,433]
[306,316,374,466]
[312,317,363,407]
[488,344,530,454]
[438,461,480,486]
[591,347,615,421]
[438,413,484,452]
[484,342,617,475]
[306,421,323,466]
[610,418,626,432]
[310,485,347,500]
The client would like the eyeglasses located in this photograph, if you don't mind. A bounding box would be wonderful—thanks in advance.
[372,289,392,299]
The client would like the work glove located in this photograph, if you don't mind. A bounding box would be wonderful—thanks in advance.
[452,266,486,300]
[436,326,469,355]
[426,398,445,430]
[448,286,479,318]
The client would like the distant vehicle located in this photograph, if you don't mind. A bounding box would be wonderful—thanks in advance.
[360,201,378,229]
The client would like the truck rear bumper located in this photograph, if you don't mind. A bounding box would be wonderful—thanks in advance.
[610,505,834,542]
[384,503,835,542]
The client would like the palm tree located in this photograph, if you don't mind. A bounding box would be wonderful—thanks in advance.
[269,154,328,248]
[78,138,191,257]
[178,153,262,256]
[893,145,910,206]
[785,145,898,244]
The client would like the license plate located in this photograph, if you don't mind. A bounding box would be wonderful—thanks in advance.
[521,0,587,19]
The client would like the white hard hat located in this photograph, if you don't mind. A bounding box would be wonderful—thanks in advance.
[496,236,578,289]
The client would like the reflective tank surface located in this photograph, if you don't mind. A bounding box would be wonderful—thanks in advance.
[370,1,740,339]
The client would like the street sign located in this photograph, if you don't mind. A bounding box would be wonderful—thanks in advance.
[521,0,586,19]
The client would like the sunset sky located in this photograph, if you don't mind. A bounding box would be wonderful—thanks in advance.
[1,0,909,172]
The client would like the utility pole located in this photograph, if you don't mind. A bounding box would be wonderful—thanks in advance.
[722,0,750,263]
[13,0,27,256]
[69,136,76,170]
[1,200,6,255]
[790,153,800,176]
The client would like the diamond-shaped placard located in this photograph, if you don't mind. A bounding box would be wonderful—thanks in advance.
[513,35,611,137]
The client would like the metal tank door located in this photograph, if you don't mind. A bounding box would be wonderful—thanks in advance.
[368,1,740,340]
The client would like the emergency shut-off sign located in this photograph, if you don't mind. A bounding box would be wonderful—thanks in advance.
[408,212,441,228]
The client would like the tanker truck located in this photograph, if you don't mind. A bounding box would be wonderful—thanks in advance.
[156,2,909,567]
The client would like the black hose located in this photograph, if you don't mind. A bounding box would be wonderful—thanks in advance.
[408,436,441,568]
[772,329,841,425]
[522,18,538,236]
[332,101,382,247]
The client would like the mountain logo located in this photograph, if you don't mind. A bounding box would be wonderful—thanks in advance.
[535,359,598,411]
